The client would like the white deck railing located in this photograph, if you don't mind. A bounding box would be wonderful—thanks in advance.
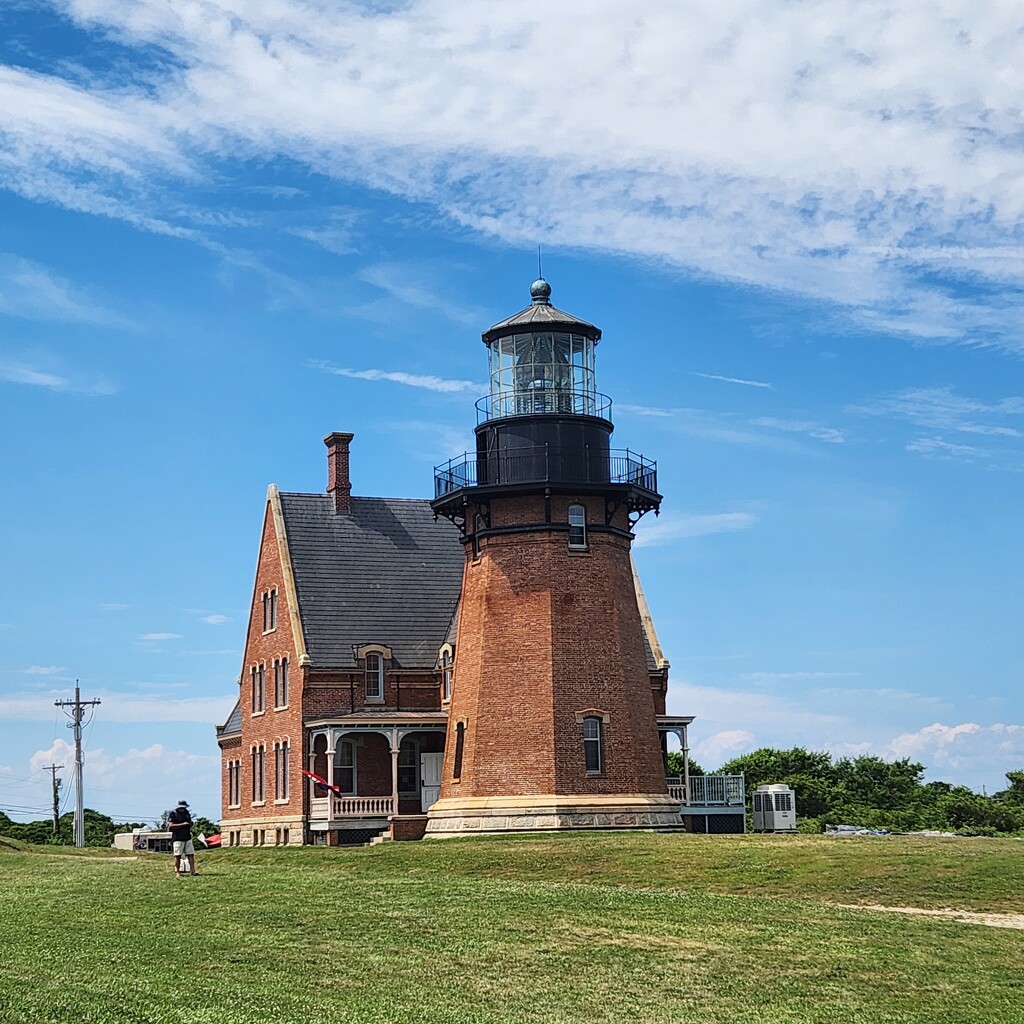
[309,794,395,819]
[667,774,745,807]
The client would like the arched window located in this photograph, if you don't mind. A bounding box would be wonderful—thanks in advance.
[453,722,466,780]
[365,652,383,701]
[582,716,603,774]
[441,647,453,702]
[275,740,289,801]
[568,504,587,549]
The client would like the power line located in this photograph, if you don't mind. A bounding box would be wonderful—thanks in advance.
[55,683,101,848]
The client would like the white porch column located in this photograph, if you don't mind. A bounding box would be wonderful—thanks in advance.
[326,733,336,821]
[682,723,691,805]
[390,726,400,815]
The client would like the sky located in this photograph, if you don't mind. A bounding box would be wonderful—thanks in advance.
[1,1,1023,826]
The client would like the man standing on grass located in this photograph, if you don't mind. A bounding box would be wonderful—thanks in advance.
[168,799,198,877]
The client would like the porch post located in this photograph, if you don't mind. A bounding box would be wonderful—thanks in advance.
[326,731,336,821]
[390,726,400,815]
[682,723,691,805]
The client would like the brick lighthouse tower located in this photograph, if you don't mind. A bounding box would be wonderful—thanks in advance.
[426,279,683,835]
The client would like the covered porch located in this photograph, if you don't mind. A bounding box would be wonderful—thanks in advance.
[658,715,747,833]
[306,712,447,838]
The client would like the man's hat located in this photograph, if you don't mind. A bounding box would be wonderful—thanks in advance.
[178,799,189,807]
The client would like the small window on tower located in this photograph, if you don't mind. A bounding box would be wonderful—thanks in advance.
[568,504,587,550]
[441,648,453,702]
[583,716,603,774]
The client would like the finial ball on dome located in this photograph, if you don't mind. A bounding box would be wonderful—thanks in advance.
[530,278,552,303]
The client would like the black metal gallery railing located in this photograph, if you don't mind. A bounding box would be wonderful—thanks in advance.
[434,444,658,499]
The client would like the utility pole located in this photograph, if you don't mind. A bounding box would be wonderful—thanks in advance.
[42,763,64,835]
[55,683,101,848]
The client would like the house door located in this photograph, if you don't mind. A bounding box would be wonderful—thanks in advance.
[420,752,443,811]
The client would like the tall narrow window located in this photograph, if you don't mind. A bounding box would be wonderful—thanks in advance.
[228,760,241,807]
[262,588,278,632]
[398,738,418,794]
[250,666,258,713]
[275,740,289,801]
[568,504,587,549]
[256,663,266,712]
[583,716,603,774]
[365,652,383,701]
[273,658,289,708]
[252,745,265,802]
[453,722,466,780]
[334,740,356,794]
[442,649,453,702]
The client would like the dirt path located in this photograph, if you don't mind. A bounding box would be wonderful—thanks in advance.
[835,903,1024,930]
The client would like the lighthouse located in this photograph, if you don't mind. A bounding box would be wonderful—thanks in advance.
[426,279,683,834]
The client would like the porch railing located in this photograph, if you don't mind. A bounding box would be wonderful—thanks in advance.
[310,794,395,819]
[667,774,745,807]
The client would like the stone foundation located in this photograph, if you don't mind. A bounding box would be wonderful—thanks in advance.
[425,794,683,836]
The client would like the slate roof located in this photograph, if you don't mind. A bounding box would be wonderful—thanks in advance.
[217,698,242,737]
[279,493,464,670]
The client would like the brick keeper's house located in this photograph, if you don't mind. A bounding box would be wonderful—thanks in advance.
[216,280,746,846]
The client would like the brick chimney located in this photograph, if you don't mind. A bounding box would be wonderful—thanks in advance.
[324,432,354,512]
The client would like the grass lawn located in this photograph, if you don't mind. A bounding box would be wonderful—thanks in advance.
[1,831,1022,1023]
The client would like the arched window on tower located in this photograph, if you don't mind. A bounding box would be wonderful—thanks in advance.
[568,504,587,550]
[582,716,603,774]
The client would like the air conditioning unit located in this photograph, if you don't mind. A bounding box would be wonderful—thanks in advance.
[752,784,797,832]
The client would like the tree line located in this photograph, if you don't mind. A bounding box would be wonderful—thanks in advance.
[669,747,1024,834]
[0,808,219,847]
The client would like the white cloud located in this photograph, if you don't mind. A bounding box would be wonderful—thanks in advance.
[0,253,132,327]
[201,614,229,625]
[749,418,846,444]
[633,510,758,548]
[23,665,66,676]
[2,3,1024,347]
[137,632,183,641]
[740,671,862,683]
[904,437,990,461]
[888,723,1024,783]
[311,361,482,394]
[692,372,773,390]
[0,358,116,396]
[1,691,235,724]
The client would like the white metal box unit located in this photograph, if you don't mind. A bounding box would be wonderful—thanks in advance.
[752,783,797,832]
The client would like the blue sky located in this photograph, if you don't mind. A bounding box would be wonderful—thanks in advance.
[1,1,1022,825]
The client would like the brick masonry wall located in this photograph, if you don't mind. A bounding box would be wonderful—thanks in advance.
[223,501,305,825]
[441,493,668,801]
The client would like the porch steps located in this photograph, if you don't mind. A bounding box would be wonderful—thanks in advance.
[367,828,392,847]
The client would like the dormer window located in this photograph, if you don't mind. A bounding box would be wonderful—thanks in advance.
[568,504,587,550]
[364,652,383,702]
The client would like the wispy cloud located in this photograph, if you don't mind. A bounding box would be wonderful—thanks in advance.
[311,361,481,394]
[692,372,773,390]
[137,632,182,642]
[23,666,65,676]
[201,614,229,625]
[633,510,758,548]
[748,417,846,444]
[0,253,133,327]
[0,358,116,396]
[739,671,862,683]
[3,4,1024,348]
[904,437,990,462]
